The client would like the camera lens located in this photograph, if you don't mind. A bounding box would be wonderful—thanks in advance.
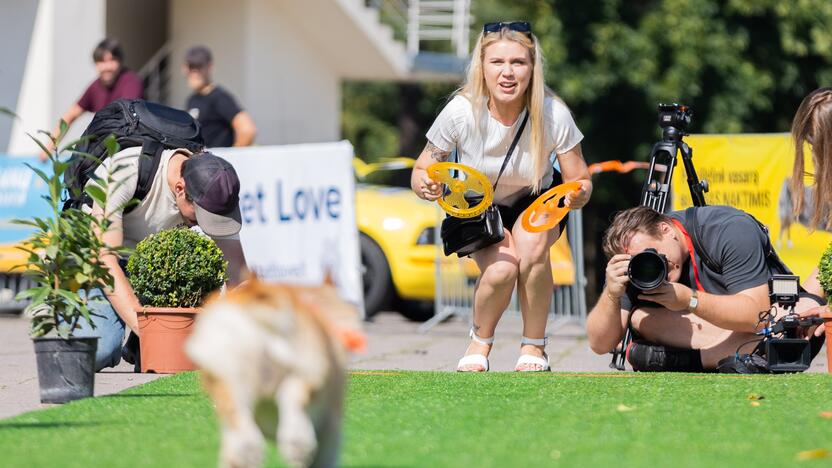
[628,248,667,291]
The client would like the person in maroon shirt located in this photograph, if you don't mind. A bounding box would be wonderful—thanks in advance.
[40,38,144,161]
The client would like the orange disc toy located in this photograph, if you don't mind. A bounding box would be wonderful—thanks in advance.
[520,182,582,233]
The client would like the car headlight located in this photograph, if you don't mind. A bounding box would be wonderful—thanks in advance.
[415,227,436,245]
[382,217,405,231]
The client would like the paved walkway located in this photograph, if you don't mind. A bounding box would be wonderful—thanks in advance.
[1,310,828,420]
[0,314,160,419]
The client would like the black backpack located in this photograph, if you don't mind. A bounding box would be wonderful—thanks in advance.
[63,99,204,211]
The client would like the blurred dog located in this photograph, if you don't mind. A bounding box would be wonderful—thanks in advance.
[777,178,831,247]
[186,275,365,468]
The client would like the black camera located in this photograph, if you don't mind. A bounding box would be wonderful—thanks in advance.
[657,103,693,132]
[764,275,823,373]
[627,248,668,291]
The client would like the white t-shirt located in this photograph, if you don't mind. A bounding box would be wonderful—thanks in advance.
[425,95,584,205]
[90,147,189,248]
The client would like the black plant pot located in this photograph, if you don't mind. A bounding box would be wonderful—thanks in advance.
[33,337,98,404]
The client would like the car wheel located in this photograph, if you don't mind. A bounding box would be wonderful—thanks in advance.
[398,299,435,322]
[360,234,394,318]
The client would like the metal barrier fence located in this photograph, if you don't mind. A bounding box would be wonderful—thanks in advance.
[0,273,36,312]
[419,209,587,333]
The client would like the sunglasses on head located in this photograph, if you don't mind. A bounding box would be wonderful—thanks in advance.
[483,21,532,35]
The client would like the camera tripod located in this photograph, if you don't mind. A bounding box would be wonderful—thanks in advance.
[639,125,709,213]
[610,105,710,371]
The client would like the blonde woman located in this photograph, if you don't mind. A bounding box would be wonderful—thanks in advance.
[411,21,592,372]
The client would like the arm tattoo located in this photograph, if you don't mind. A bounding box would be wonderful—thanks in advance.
[426,142,450,162]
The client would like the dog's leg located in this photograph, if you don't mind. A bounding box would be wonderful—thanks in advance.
[308,387,344,468]
[203,373,265,468]
[276,376,317,468]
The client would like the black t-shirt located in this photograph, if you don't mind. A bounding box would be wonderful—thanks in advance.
[186,86,242,148]
[620,205,772,311]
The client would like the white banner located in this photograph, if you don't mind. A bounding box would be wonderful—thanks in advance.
[212,142,364,314]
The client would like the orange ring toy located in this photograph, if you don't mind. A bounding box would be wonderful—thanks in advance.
[520,182,582,233]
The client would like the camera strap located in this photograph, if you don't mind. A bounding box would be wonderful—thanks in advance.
[671,219,704,291]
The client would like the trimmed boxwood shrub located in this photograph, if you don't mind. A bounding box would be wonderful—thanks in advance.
[127,227,228,308]
[819,241,832,301]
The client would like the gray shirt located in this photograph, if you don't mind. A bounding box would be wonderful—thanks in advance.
[620,205,772,311]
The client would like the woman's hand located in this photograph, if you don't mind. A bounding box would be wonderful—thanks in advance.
[411,141,451,202]
[412,171,443,201]
[556,144,592,210]
[564,181,591,209]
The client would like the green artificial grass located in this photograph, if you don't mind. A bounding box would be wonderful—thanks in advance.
[1,371,831,467]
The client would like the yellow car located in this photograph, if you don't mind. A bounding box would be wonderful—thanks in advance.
[354,157,575,320]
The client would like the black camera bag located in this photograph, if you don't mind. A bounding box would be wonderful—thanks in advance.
[440,112,527,257]
[63,99,204,212]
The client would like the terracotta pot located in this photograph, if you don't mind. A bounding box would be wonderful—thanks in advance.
[821,311,832,374]
[136,307,200,373]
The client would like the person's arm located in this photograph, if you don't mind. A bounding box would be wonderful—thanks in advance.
[231,111,257,146]
[90,155,142,331]
[638,281,770,333]
[39,104,85,161]
[98,220,141,332]
[795,267,828,338]
[587,254,631,354]
[556,143,592,209]
[411,141,451,201]
[639,213,775,333]
[802,267,825,299]
[214,238,248,285]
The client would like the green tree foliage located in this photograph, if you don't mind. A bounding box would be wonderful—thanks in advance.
[342,81,456,161]
[475,0,832,294]
[345,0,832,295]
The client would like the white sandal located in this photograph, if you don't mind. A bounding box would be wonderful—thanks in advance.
[515,336,550,372]
[456,328,494,372]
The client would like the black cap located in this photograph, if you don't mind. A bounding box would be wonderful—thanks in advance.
[185,46,212,68]
[183,152,242,237]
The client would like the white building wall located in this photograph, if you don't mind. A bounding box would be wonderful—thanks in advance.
[2,0,408,153]
[169,0,340,145]
[0,1,39,154]
[4,0,105,156]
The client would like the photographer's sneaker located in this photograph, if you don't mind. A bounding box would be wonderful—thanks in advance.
[626,341,702,372]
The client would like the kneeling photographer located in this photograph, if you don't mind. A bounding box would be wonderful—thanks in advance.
[586,205,826,372]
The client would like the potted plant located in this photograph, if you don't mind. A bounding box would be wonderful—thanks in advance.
[817,242,832,371]
[15,127,129,403]
[126,227,227,373]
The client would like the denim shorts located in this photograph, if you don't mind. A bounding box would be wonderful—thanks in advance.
[71,288,125,371]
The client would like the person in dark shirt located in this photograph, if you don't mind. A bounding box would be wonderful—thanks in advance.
[41,38,143,161]
[183,46,257,148]
[586,205,825,371]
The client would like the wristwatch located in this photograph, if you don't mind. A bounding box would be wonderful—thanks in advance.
[688,289,699,312]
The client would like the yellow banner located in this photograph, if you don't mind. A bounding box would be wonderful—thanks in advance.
[671,133,830,281]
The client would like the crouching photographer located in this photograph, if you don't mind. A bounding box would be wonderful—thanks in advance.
[586,205,826,372]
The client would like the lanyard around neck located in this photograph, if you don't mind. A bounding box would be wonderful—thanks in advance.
[670,219,703,292]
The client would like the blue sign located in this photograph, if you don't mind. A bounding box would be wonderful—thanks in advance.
[0,156,52,244]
